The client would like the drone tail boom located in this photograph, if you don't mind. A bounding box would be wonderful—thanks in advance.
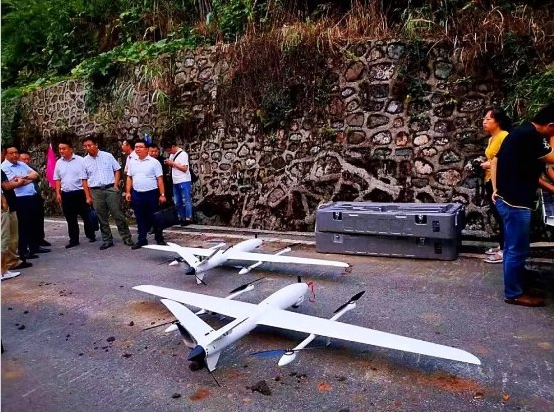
[160,299,215,348]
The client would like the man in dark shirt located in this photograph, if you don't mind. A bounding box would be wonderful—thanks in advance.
[492,103,554,307]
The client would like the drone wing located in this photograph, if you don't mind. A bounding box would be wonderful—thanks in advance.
[255,309,480,365]
[227,251,349,268]
[134,285,255,319]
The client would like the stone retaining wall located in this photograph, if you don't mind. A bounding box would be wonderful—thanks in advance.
[16,41,505,237]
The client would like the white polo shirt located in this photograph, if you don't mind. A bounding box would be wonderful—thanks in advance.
[127,155,162,192]
[170,149,191,184]
[53,155,88,192]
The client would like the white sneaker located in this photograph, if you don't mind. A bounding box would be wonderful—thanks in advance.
[2,270,21,280]
[483,251,503,264]
[485,245,501,255]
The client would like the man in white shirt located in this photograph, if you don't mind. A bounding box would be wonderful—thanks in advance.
[125,139,167,249]
[53,140,97,248]
[163,141,192,226]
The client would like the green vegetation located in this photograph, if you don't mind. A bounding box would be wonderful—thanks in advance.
[2,0,554,141]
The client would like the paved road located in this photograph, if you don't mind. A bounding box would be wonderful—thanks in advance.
[2,220,553,411]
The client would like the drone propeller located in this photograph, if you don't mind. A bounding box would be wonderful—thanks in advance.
[158,256,184,265]
[183,266,208,286]
[250,346,326,358]
[142,320,178,331]
[229,277,266,294]
[333,291,366,314]
[187,345,221,386]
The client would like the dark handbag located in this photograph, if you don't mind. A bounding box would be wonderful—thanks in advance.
[153,206,179,230]
[88,206,100,231]
[190,167,199,183]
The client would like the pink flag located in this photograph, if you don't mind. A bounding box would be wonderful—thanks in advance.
[46,143,57,188]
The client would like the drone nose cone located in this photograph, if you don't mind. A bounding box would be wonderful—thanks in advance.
[188,345,206,363]
[184,267,196,276]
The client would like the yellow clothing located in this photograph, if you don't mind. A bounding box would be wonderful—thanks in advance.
[484,130,508,182]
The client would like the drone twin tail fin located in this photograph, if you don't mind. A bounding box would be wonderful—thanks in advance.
[160,299,215,348]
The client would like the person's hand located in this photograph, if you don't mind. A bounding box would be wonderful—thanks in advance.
[491,190,498,204]
[56,193,62,204]
[86,196,93,205]
[125,193,131,202]
[159,194,167,204]
[480,160,490,170]
[1,195,8,212]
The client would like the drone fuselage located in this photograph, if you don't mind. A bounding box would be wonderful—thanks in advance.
[193,238,264,277]
[195,282,308,368]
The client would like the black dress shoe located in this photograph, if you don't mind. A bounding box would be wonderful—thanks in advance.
[88,237,97,243]
[32,247,51,253]
[11,261,33,270]
[99,241,114,250]
[65,242,80,249]
[131,243,146,250]
[21,253,39,260]
[156,240,168,246]
[123,239,135,247]
[40,240,51,247]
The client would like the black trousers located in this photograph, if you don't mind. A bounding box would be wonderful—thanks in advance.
[15,194,43,255]
[130,189,164,245]
[61,190,96,243]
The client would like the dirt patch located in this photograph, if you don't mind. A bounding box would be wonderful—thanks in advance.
[416,371,483,393]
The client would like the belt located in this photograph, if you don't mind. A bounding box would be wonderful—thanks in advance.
[90,185,113,190]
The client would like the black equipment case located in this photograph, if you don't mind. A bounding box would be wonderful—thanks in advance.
[315,202,465,239]
[315,202,465,261]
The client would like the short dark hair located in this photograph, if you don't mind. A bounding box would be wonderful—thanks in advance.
[133,139,148,148]
[484,107,512,132]
[58,139,73,148]
[81,135,98,145]
[532,103,554,125]
[3,144,19,153]
[162,140,177,149]
[19,149,31,157]
[149,144,159,150]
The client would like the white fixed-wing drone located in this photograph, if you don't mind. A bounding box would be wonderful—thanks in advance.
[134,279,481,375]
[142,238,350,284]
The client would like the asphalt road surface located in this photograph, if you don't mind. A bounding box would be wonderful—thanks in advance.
[2,219,553,411]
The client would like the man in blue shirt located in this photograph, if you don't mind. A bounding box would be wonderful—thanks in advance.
[492,103,554,307]
[1,145,49,259]
[53,140,97,248]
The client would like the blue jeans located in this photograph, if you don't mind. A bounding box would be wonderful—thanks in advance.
[495,198,531,299]
[173,182,192,220]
